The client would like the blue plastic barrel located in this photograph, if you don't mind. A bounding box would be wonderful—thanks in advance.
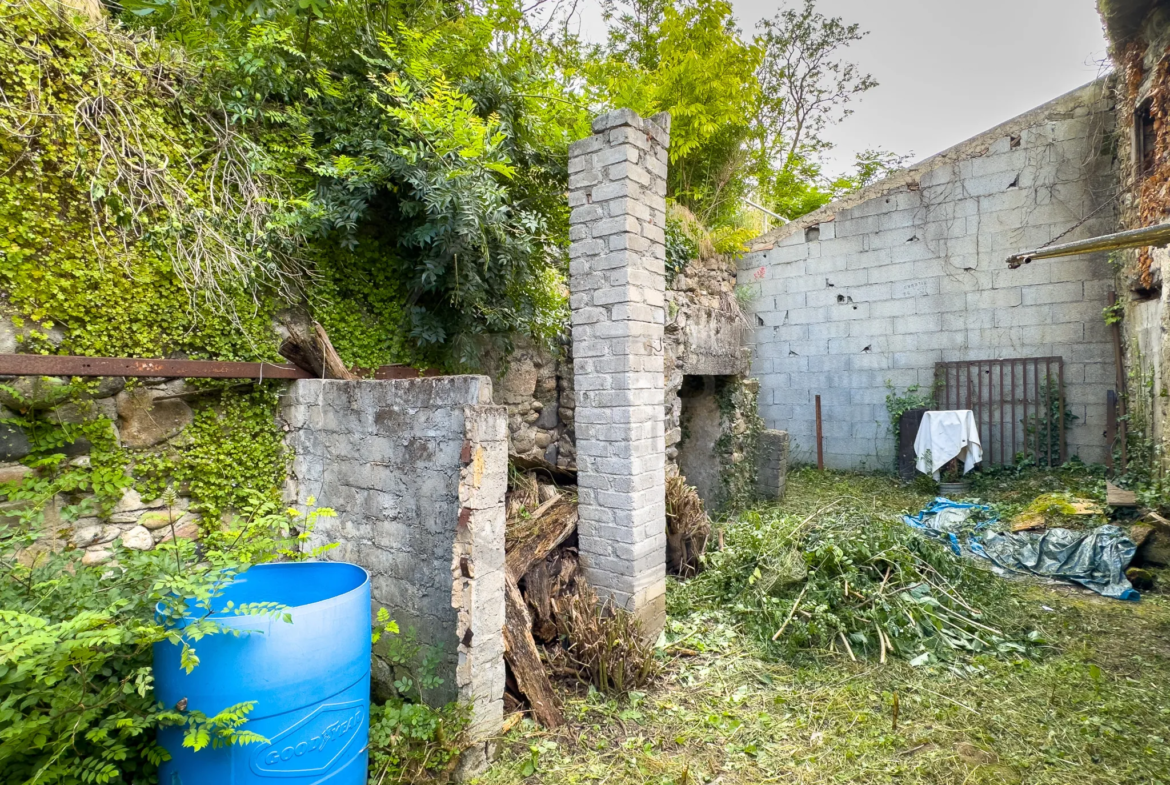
[153,562,371,785]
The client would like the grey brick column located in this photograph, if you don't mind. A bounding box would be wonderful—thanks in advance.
[567,109,670,637]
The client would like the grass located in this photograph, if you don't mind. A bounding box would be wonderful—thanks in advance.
[477,469,1170,785]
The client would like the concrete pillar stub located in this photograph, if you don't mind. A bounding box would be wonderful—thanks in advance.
[568,109,670,637]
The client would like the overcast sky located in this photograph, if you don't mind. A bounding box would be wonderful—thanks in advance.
[576,0,1110,177]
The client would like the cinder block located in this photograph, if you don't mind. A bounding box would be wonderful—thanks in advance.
[1020,281,1084,306]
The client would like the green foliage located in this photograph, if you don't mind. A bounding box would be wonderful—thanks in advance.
[0,386,133,522]
[595,0,761,225]
[673,468,1037,665]
[714,378,764,513]
[884,380,936,468]
[665,219,699,282]
[0,490,326,784]
[0,0,295,361]
[1023,376,1079,467]
[132,387,287,520]
[119,0,577,370]
[368,608,470,782]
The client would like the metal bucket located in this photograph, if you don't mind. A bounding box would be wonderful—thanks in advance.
[939,481,970,498]
[153,562,371,784]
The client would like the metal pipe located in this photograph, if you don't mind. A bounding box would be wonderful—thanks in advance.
[744,199,790,224]
[0,354,430,380]
[1006,222,1170,268]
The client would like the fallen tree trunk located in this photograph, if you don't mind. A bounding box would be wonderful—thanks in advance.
[503,575,563,728]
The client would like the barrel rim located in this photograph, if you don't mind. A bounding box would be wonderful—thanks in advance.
[158,561,371,624]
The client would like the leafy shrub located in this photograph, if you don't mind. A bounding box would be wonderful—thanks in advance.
[367,609,469,782]
[0,485,334,783]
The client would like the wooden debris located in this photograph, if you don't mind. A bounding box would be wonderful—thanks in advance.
[278,321,358,380]
[503,575,563,728]
[1130,523,1156,548]
[1107,481,1138,507]
[665,476,710,577]
[506,498,577,580]
[501,712,524,735]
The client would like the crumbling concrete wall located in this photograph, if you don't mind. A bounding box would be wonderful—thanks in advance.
[1106,10,1170,465]
[281,377,506,763]
[740,80,1118,469]
[568,108,670,636]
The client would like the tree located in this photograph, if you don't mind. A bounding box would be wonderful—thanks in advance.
[591,0,761,226]
[750,0,878,215]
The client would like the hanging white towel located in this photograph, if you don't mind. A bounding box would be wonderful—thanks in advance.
[913,410,983,480]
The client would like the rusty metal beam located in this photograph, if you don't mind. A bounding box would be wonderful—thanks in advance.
[1006,222,1170,268]
[0,354,434,380]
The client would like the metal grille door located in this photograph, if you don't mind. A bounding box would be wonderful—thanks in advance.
[934,357,1066,467]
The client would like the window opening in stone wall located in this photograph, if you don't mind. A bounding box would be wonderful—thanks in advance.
[1137,98,1157,180]
[676,375,734,509]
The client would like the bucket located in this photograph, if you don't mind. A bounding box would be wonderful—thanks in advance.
[939,481,970,498]
[153,562,371,785]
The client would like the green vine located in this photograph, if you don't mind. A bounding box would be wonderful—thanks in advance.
[713,377,764,513]
[884,380,936,470]
[132,387,288,520]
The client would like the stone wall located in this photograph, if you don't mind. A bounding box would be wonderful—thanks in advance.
[740,80,1118,470]
[1107,11,1170,464]
[2,375,203,568]
[281,377,506,763]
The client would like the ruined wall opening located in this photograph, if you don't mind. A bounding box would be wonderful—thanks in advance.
[676,374,733,509]
[1137,97,1157,180]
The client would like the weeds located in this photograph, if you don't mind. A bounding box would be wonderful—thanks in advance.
[556,594,660,695]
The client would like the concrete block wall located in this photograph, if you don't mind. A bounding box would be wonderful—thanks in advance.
[568,108,670,637]
[281,377,506,764]
[740,81,1118,470]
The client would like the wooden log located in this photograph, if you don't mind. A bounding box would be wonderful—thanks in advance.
[506,499,578,581]
[278,322,358,381]
[314,322,357,381]
[525,560,558,643]
[503,575,563,727]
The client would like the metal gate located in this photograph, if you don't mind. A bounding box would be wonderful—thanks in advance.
[934,357,1066,467]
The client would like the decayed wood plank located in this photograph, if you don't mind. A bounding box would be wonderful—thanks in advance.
[1106,481,1138,507]
[503,575,563,728]
[279,322,358,381]
[506,499,578,581]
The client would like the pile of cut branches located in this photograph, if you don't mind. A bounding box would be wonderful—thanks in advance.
[675,498,1038,665]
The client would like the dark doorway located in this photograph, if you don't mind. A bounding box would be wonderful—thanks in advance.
[676,375,733,509]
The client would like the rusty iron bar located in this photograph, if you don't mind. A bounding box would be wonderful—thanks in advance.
[1106,390,1118,473]
[815,394,824,471]
[999,362,1006,466]
[1058,361,1066,464]
[1011,360,1017,463]
[0,354,433,381]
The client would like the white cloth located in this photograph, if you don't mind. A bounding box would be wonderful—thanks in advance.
[913,410,983,480]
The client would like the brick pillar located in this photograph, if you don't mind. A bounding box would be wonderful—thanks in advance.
[568,109,670,637]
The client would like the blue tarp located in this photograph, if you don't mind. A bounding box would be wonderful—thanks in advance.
[904,498,1139,601]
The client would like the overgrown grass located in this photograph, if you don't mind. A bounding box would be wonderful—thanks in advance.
[478,469,1170,785]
